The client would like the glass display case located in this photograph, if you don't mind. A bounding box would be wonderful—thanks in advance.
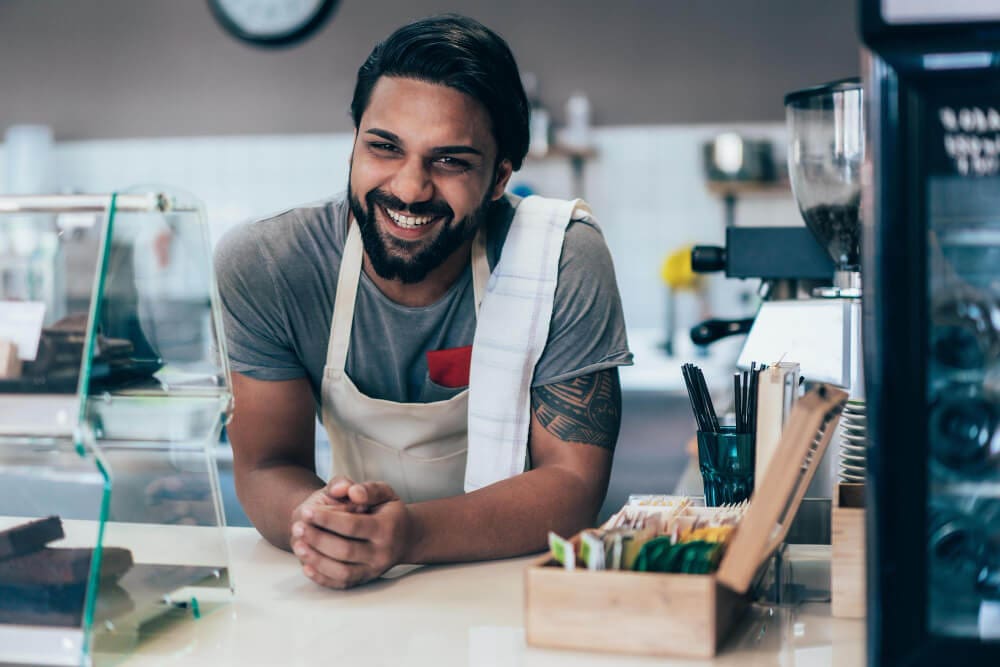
[0,191,233,666]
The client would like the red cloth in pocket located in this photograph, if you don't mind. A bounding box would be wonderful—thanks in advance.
[426,345,473,388]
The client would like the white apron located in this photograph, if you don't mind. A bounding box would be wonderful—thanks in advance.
[320,196,586,503]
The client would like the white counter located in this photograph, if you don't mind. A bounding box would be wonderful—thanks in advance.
[620,327,743,394]
[104,527,864,667]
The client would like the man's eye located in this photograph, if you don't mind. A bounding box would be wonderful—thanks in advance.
[434,157,471,172]
[369,142,400,154]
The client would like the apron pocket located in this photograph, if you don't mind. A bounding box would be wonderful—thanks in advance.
[401,436,468,503]
[420,373,468,403]
[354,434,410,502]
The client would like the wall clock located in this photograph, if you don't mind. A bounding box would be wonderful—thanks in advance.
[209,0,340,48]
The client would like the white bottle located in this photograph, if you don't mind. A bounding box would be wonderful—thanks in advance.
[562,92,592,150]
[523,72,550,158]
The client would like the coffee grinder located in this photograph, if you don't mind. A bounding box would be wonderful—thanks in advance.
[723,80,866,499]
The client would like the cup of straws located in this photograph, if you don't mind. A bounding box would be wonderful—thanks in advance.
[682,363,764,506]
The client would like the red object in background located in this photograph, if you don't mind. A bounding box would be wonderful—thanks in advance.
[426,345,473,388]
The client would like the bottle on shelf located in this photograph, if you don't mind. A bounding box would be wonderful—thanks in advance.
[522,72,551,158]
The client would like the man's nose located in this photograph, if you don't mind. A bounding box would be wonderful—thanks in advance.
[389,156,433,205]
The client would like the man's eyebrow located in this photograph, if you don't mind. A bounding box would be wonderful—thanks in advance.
[365,128,402,143]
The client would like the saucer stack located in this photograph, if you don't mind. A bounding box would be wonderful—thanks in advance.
[839,399,867,484]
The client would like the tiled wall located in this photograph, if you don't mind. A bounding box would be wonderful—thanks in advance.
[1,124,805,333]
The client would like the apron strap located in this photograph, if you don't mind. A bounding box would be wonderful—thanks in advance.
[471,224,489,316]
[326,220,364,373]
[326,220,490,372]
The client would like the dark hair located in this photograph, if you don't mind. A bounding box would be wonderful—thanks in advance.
[350,14,530,171]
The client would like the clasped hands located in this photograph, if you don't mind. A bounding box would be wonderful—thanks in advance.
[290,476,413,589]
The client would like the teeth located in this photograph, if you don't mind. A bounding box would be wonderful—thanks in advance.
[385,207,435,228]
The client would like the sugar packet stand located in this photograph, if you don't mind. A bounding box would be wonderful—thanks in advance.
[525,384,847,658]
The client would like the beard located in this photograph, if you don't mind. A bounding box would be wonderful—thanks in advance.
[348,182,493,284]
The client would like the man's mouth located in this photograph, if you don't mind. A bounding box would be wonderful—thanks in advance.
[382,205,441,230]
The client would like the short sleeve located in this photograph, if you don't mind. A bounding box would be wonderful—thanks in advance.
[531,219,633,387]
[213,223,307,381]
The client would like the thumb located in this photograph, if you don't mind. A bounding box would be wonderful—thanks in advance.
[347,481,399,508]
[324,475,356,499]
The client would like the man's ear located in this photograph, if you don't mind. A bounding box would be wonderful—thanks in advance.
[490,159,514,201]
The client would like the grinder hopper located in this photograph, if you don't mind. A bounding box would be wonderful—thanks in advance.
[785,78,864,294]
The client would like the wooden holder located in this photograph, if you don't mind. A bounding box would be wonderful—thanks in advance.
[525,385,847,658]
[832,482,866,619]
[0,338,21,379]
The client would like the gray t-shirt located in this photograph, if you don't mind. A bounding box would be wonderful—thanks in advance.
[214,193,632,405]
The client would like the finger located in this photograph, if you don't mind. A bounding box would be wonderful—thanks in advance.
[305,507,381,541]
[293,542,369,589]
[296,521,374,564]
[325,476,355,499]
[347,481,399,507]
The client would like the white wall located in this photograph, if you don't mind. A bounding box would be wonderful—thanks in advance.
[2,124,805,333]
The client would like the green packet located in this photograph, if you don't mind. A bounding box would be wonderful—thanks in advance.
[579,530,606,571]
[633,537,725,574]
[548,531,576,571]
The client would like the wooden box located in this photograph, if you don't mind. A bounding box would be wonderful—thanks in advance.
[525,386,848,658]
[831,482,866,619]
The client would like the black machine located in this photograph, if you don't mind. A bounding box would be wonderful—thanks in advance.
[861,2,1000,665]
[689,227,835,345]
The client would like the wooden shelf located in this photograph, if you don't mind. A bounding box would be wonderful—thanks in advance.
[526,143,597,162]
[706,179,791,197]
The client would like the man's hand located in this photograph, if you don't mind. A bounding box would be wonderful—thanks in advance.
[290,478,413,589]
[289,476,373,528]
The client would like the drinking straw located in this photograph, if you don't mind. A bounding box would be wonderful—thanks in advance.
[694,365,719,432]
[733,372,742,433]
[681,364,707,431]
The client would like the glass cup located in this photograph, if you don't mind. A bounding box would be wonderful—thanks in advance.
[697,427,755,506]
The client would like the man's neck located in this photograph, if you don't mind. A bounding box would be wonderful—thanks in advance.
[362,238,474,307]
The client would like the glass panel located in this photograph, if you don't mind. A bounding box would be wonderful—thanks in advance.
[0,201,110,436]
[86,189,233,656]
[0,191,233,665]
[925,87,1000,640]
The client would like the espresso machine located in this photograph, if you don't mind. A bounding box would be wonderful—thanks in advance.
[861,2,1000,664]
[692,79,866,500]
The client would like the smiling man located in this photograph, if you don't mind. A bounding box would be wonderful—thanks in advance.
[214,14,632,589]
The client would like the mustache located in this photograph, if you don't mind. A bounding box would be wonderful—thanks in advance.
[366,188,453,219]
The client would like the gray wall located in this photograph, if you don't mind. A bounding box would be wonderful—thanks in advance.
[0,0,859,140]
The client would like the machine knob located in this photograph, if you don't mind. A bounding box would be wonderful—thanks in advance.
[690,317,754,346]
[691,245,727,273]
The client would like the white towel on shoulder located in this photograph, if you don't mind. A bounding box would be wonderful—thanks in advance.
[465,195,593,492]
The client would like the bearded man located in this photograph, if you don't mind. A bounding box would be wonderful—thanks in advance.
[214,14,632,589]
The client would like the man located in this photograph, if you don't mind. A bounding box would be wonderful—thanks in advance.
[214,14,632,589]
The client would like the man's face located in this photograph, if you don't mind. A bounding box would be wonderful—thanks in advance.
[349,76,512,284]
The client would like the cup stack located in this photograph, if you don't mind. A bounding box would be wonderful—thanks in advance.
[839,399,867,483]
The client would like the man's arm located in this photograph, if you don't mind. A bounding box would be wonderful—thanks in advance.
[405,367,620,562]
[228,371,324,550]
[297,367,621,583]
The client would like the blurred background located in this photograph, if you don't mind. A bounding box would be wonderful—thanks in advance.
[0,0,860,524]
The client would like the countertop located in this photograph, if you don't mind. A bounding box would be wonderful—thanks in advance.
[94,525,864,666]
[620,327,744,394]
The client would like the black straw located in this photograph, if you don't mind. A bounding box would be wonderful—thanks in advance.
[682,363,719,433]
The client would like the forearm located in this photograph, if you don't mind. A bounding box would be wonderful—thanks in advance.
[235,464,324,550]
[402,465,602,564]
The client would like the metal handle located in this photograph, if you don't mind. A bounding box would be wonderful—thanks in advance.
[691,245,727,273]
[0,193,175,213]
[690,317,754,346]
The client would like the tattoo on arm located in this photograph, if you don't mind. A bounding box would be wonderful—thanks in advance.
[531,369,622,451]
